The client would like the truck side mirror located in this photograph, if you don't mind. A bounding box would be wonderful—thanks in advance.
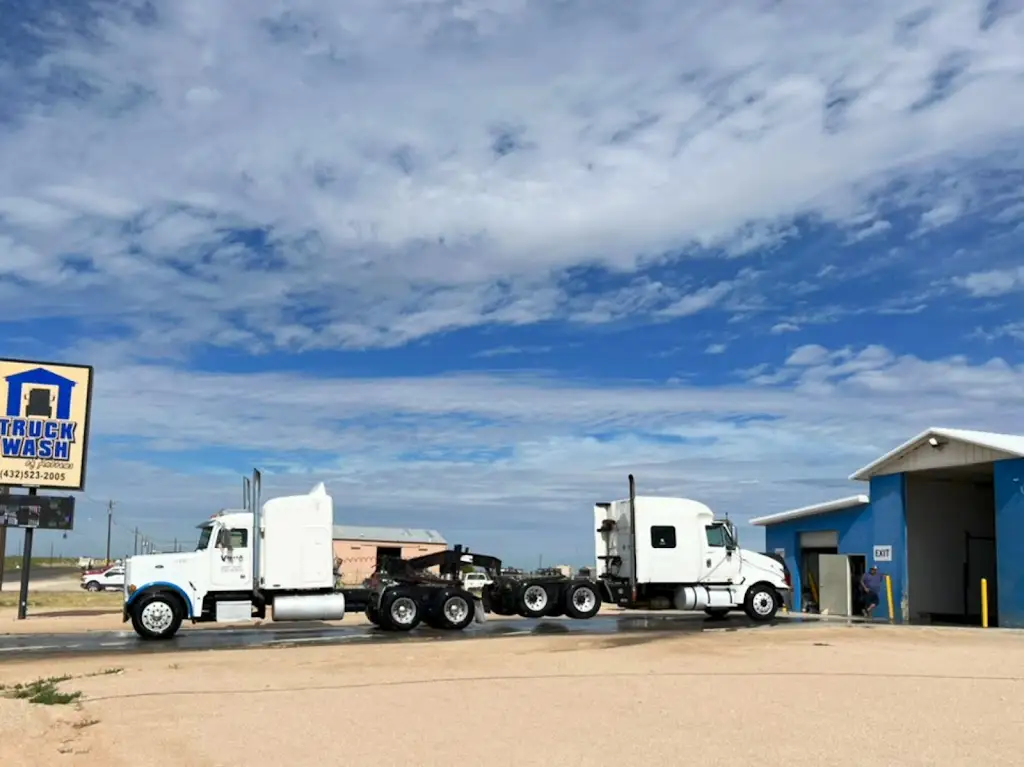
[216,529,233,549]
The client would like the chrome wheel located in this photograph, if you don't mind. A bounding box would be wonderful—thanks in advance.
[751,590,775,616]
[572,587,597,613]
[140,600,175,634]
[523,585,548,611]
[443,597,470,624]
[389,596,418,626]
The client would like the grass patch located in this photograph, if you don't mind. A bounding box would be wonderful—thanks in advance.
[0,591,122,610]
[1,675,82,706]
[0,557,81,569]
[86,667,123,677]
[1,667,124,708]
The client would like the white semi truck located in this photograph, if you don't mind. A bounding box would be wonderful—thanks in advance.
[593,475,791,620]
[123,471,350,640]
[122,471,789,640]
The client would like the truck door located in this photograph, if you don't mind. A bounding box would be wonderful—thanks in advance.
[210,526,252,591]
[817,554,852,616]
[701,523,741,583]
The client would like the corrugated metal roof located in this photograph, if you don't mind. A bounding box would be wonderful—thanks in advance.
[332,525,447,544]
[748,495,870,527]
[849,427,1024,481]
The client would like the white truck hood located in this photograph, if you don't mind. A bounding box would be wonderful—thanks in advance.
[126,551,203,594]
[740,549,790,590]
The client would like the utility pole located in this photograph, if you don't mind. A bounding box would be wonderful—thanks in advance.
[105,500,114,564]
[134,527,139,555]
[173,538,178,553]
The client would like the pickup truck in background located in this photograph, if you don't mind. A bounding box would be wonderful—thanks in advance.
[82,565,125,592]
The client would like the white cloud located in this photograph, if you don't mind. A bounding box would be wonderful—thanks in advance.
[785,344,831,366]
[475,345,554,358]
[953,266,1024,298]
[30,342,1021,562]
[704,343,728,355]
[770,322,800,334]
[1,0,1022,349]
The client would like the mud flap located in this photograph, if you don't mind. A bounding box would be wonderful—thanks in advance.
[474,597,487,623]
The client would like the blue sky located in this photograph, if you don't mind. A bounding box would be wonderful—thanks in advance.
[1,0,1023,566]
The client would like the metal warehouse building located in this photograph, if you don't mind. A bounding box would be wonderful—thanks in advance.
[750,427,1024,628]
[332,526,447,585]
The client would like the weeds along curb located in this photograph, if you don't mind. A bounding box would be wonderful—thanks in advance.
[0,667,123,706]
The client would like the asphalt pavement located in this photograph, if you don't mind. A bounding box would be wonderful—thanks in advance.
[0,612,795,659]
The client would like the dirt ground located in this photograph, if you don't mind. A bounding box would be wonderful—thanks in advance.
[1,623,1022,767]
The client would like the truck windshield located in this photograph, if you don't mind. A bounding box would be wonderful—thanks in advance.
[196,525,213,551]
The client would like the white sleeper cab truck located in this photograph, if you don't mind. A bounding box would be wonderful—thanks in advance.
[595,475,790,621]
[123,472,345,640]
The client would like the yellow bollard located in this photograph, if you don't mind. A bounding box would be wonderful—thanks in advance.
[885,574,894,623]
[981,578,989,628]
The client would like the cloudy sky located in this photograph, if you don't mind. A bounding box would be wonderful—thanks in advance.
[1,0,1023,565]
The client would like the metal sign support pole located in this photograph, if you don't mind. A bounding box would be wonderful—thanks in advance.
[16,488,37,620]
[0,484,7,591]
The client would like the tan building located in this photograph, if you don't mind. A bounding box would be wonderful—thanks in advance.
[332,525,447,585]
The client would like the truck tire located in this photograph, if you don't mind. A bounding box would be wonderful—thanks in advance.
[434,589,476,630]
[130,592,183,640]
[365,603,381,627]
[563,582,601,620]
[380,588,422,632]
[743,584,779,622]
[516,583,550,618]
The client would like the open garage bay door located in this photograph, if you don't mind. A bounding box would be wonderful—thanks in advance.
[906,472,995,625]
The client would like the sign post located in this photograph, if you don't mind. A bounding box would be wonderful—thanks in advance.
[0,357,92,619]
[16,488,36,620]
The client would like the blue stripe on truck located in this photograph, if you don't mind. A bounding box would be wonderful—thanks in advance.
[125,582,194,618]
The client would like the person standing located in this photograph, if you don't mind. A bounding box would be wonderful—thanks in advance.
[861,565,883,618]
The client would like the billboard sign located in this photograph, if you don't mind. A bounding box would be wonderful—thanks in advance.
[0,358,94,491]
[0,494,75,530]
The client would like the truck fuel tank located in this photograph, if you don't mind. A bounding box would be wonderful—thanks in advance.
[272,592,346,622]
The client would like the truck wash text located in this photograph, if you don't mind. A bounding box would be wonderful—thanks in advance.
[0,417,77,461]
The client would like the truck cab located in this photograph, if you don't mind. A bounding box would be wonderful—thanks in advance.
[123,482,345,640]
[594,485,790,621]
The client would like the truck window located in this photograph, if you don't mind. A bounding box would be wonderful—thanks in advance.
[705,525,727,547]
[228,529,248,548]
[196,525,213,551]
[650,525,676,549]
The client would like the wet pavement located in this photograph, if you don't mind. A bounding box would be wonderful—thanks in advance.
[0,612,795,659]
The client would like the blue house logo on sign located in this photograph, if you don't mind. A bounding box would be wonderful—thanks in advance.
[0,358,94,491]
[1,367,79,461]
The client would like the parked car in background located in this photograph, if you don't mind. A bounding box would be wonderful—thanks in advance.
[462,571,493,591]
[81,565,125,592]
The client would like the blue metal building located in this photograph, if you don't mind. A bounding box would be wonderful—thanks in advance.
[750,427,1024,627]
